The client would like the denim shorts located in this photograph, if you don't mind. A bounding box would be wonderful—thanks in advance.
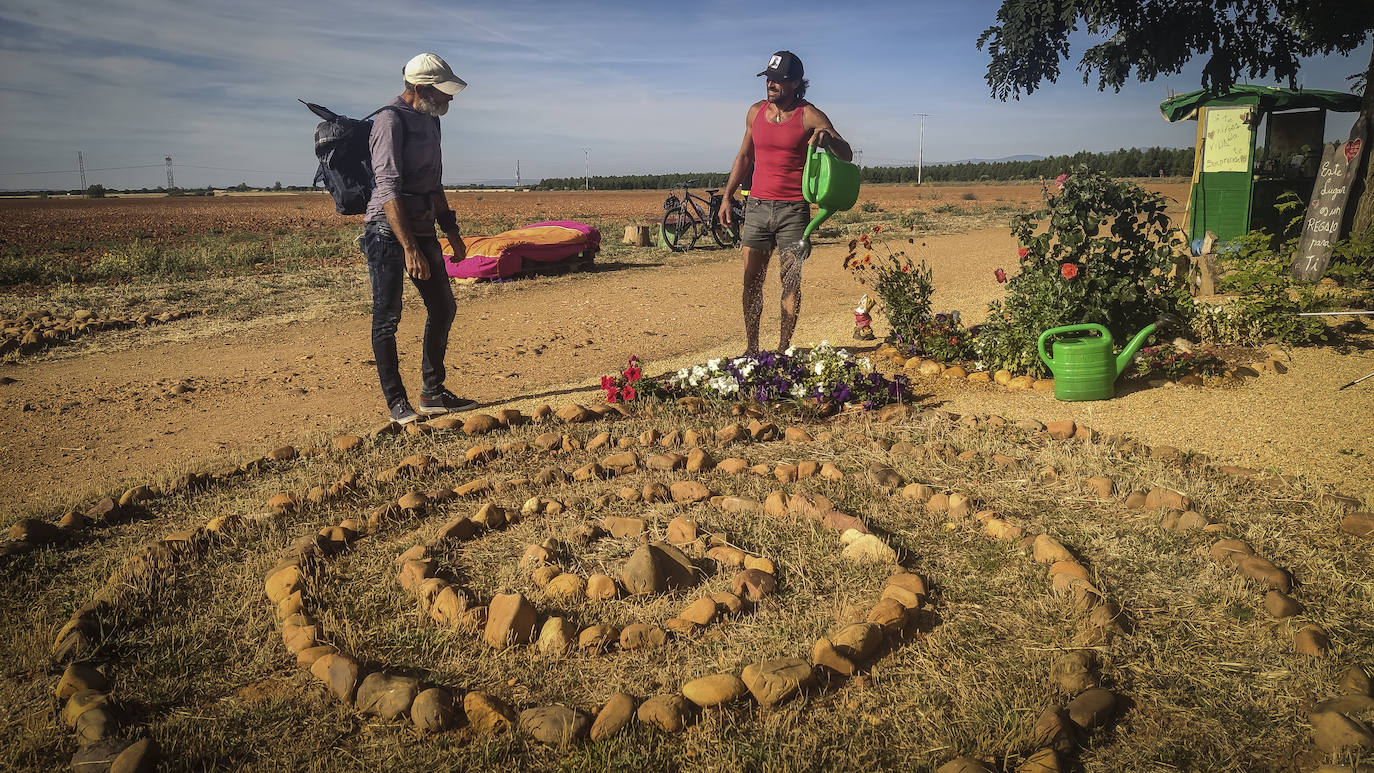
[740,198,811,251]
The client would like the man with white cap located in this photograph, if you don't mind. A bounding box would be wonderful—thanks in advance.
[361,52,478,423]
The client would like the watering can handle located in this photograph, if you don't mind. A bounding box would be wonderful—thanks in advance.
[802,146,831,200]
[1037,323,1110,364]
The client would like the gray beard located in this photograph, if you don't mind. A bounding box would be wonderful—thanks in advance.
[415,96,448,117]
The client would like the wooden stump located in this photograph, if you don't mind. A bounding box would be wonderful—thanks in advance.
[623,225,651,247]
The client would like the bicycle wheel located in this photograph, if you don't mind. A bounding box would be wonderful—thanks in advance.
[710,216,739,248]
[704,196,736,248]
[661,204,696,252]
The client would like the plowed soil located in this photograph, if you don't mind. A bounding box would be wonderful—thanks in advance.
[2,182,1371,518]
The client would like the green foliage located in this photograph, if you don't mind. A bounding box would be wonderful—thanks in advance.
[1327,227,1374,288]
[1131,345,1228,380]
[86,184,106,198]
[978,0,1374,99]
[844,229,932,345]
[977,166,1194,376]
[860,200,879,213]
[843,228,977,362]
[1198,223,1367,346]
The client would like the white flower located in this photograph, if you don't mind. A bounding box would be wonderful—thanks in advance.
[739,363,754,378]
[837,348,849,359]
[814,362,825,375]
[784,346,796,356]
[789,383,807,398]
[707,358,721,370]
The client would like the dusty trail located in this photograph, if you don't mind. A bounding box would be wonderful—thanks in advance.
[1,230,1008,513]
[3,223,1371,516]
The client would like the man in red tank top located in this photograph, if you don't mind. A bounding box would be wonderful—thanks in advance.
[719,50,852,354]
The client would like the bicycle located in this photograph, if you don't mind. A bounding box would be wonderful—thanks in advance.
[661,180,745,252]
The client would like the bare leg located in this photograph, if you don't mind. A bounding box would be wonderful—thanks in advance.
[741,246,771,354]
[778,246,802,351]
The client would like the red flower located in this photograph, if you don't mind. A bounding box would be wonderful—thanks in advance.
[621,385,637,401]
[994,268,1007,283]
[1055,173,1068,190]
[624,366,642,382]
[1060,262,1079,280]
[873,224,883,232]
[605,387,620,403]
[600,375,614,390]
[900,264,910,273]
[949,336,959,346]
[1017,247,1030,259]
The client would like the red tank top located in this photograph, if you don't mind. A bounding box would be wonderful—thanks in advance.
[750,102,809,201]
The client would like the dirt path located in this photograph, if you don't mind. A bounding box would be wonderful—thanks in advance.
[2,225,1371,515]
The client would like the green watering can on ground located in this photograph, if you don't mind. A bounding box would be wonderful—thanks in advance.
[786,146,861,262]
[1036,322,1160,401]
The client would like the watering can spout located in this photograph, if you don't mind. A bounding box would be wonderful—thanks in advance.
[1115,322,1159,379]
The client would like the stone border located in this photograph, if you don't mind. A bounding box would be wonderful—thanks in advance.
[39,394,1366,763]
[258,441,915,744]
[1,308,206,359]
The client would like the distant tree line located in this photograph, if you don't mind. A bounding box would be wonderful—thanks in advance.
[534,172,731,191]
[534,147,1195,190]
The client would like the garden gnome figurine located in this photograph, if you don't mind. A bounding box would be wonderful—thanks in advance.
[853,293,877,340]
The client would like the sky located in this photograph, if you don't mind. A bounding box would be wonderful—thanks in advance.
[0,0,1369,190]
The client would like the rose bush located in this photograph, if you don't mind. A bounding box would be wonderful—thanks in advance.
[976,166,1194,376]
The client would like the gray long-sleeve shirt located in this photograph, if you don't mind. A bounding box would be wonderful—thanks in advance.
[365,96,442,229]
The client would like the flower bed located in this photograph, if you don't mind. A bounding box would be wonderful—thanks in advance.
[610,344,913,412]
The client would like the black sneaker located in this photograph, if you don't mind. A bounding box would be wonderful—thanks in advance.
[389,400,419,424]
[418,388,478,415]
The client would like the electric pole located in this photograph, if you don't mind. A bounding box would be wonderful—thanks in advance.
[165,156,175,190]
[77,151,87,191]
[515,160,521,188]
[853,148,863,167]
[914,113,931,185]
[581,147,591,190]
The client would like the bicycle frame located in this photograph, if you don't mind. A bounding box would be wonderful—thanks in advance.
[662,181,744,251]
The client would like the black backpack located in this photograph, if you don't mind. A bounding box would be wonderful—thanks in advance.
[300,100,399,215]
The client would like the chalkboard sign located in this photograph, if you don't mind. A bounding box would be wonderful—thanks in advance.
[1292,115,1367,281]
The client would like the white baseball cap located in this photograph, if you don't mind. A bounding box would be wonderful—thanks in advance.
[404,53,467,95]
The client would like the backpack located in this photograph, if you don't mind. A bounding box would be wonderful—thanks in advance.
[300,100,400,215]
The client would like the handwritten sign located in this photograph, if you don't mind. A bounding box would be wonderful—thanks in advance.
[1292,115,1367,281]
[1202,107,1253,173]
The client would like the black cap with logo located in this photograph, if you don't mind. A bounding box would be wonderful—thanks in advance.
[757,50,803,81]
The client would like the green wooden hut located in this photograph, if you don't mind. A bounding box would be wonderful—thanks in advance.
[1160,85,1361,242]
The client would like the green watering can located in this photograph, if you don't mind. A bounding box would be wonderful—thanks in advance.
[1036,322,1161,401]
[788,146,861,262]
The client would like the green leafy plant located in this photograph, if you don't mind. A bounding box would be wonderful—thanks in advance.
[976,166,1194,376]
[845,227,976,362]
[1207,225,1333,346]
[845,227,932,344]
[1131,344,1228,380]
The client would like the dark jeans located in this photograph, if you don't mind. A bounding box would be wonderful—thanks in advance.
[360,222,456,408]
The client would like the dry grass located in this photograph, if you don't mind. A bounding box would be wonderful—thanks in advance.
[1,401,1370,772]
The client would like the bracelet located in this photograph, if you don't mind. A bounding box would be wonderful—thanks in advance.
[436,210,458,232]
